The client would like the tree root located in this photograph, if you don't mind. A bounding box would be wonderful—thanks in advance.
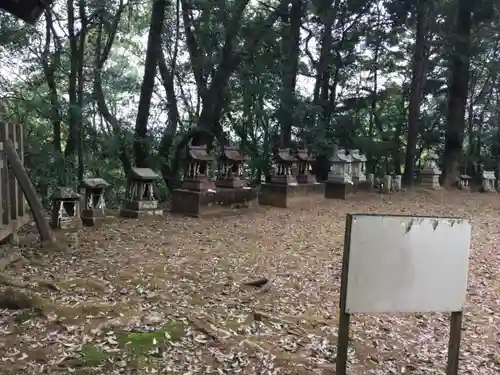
[252,309,309,336]
[0,273,28,288]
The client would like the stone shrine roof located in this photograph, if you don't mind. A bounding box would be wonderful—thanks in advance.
[349,149,367,162]
[331,149,352,163]
[129,167,160,181]
[0,0,52,24]
[220,147,247,162]
[51,187,80,200]
[296,149,314,161]
[186,145,213,162]
[275,148,297,163]
[81,178,110,189]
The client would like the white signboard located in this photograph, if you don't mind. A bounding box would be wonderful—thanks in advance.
[345,215,471,313]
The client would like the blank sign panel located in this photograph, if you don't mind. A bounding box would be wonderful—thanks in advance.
[345,215,471,314]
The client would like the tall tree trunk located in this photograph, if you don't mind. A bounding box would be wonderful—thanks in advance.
[65,0,78,173]
[403,0,430,187]
[158,0,181,188]
[77,0,87,184]
[278,0,303,147]
[441,0,473,186]
[134,0,168,167]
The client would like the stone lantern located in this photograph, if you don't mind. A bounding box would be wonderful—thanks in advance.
[81,178,110,226]
[51,187,81,229]
[481,171,496,192]
[120,168,163,218]
[328,149,352,184]
[420,152,441,189]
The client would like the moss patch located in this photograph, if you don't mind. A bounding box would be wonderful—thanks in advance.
[75,344,109,367]
[117,320,185,356]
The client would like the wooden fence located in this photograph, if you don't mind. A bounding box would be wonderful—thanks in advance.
[0,122,29,241]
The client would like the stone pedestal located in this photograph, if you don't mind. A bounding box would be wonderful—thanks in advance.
[420,169,441,189]
[259,182,324,208]
[81,209,106,226]
[325,181,354,200]
[120,200,163,218]
[215,176,246,189]
[380,175,391,194]
[172,187,258,217]
[393,175,402,191]
[296,172,317,184]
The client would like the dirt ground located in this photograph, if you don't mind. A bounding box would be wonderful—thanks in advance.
[0,190,498,375]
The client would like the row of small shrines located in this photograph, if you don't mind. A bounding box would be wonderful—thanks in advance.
[51,146,498,229]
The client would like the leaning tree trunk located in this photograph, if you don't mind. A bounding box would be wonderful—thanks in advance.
[134,0,168,167]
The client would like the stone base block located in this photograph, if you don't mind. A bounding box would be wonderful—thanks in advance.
[296,173,317,184]
[325,181,354,200]
[353,180,372,192]
[119,209,163,218]
[171,187,259,217]
[259,182,324,208]
[120,200,163,218]
[81,209,106,227]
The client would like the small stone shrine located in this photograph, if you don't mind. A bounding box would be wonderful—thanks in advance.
[481,171,496,192]
[81,178,109,226]
[216,146,248,188]
[179,144,213,191]
[120,168,163,218]
[458,174,471,191]
[349,149,366,182]
[259,148,323,207]
[420,152,441,189]
[295,148,317,184]
[271,148,297,185]
[51,187,81,229]
[325,149,354,199]
[172,145,258,217]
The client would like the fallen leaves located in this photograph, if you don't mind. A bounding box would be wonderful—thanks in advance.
[0,190,498,374]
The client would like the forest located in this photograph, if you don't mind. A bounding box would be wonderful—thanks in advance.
[0,0,497,202]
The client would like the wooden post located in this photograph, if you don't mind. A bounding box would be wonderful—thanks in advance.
[8,123,18,222]
[15,123,25,217]
[446,311,463,375]
[336,214,353,375]
[0,123,10,225]
[0,144,3,225]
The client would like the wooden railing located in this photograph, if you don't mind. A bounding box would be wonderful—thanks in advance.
[0,122,29,241]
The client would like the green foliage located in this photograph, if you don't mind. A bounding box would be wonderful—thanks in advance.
[0,0,498,196]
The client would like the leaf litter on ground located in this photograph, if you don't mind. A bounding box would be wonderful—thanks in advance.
[0,189,498,374]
